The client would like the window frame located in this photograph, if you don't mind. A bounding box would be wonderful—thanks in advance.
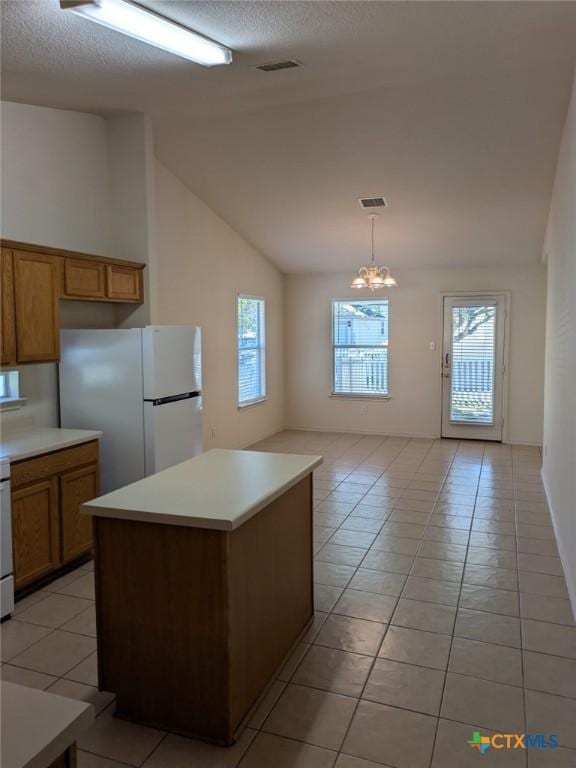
[331,297,391,400]
[0,369,25,411]
[237,294,267,409]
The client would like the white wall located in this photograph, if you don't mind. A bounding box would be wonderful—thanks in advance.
[542,69,576,608]
[154,160,284,449]
[285,266,546,445]
[0,101,112,255]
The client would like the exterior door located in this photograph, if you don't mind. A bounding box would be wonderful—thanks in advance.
[441,296,506,441]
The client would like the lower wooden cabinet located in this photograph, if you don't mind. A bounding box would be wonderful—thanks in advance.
[60,464,99,564]
[11,441,100,591]
[12,478,60,590]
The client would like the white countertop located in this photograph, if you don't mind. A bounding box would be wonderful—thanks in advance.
[0,428,102,463]
[1,681,94,768]
[83,448,322,531]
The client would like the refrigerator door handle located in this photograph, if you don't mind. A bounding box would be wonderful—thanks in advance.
[145,391,201,407]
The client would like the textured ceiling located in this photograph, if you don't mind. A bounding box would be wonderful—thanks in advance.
[2,1,576,271]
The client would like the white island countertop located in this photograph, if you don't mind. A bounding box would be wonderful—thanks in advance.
[1,682,94,768]
[0,428,102,463]
[83,448,322,531]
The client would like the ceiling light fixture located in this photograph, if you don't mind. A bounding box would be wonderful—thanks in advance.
[350,214,398,291]
[60,0,233,66]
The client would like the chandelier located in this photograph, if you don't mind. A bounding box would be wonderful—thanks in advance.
[351,214,398,290]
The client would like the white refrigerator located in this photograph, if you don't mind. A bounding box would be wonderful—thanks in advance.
[59,326,202,493]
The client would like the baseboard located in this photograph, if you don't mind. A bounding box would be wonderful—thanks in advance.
[503,440,543,448]
[541,468,576,618]
[284,424,439,440]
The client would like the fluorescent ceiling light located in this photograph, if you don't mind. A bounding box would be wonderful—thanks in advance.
[61,0,232,66]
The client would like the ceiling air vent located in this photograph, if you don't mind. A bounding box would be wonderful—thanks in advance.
[255,60,301,72]
[358,196,388,210]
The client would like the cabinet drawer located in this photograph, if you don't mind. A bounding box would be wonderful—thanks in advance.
[106,265,142,303]
[11,441,100,489]
[64,258,106,299]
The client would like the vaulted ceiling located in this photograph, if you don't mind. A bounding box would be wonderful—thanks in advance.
[2,1,576,272]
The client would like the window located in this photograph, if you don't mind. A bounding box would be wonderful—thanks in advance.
[238,296,266,406]
[0,370,22,409]
[332,299,389,397]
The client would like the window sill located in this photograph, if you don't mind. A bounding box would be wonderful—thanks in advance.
[238,397,268,410]
[330,394,391,401]
[0,397,27,412]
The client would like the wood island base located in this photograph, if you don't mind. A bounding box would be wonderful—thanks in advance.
[93,475,313,745]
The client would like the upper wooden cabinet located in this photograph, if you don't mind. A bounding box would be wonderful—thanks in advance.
[0,240,145,364]
[1,247,17,366]
[13,250,60,363]
[63,258,107,300]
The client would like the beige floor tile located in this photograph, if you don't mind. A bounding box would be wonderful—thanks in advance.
[522,619,576,659]
[520,593,575,626]
[432,719,525,767]
[340,517,384,534]
[262,683,357,750]
[417,541,467,562]
[0,663,56,689]
[61,606,97,637]
[277,643,311,682]
[360,550,414,575]
[463,564,518,591]
[518,538,559,557]
[142,730,256,768]
[10,629,96,676]
[16,593,93,629]
[363,658,444,715]
[302,613,329,643]
[440,673,525,732]
[370,535,420,556]
[0,619,52,661]
[402,576,460,606]
[342,700,437,768]
[392,599,456,635]
[316,545,367,567]
[329,530,377,549]
[454,608,521,647]
[248,681,287,729]
[459,584,519,616]
[334,590,396,623]
[335,756,392,768]
[348,569,406,597]
[314,615,386,656]
[78,705,165,766]
[314,584,343,613]
[519,572,570,600]
[78,751,128,768]
[314,563,356,588]
[12,590,50,616]
[410,557,463,583]
[65,650,99,685]
[241,733,337,768]
[525,689,576,749]
[58,572,96,599]
[292,645,372,697]
[448,636,522,686]
[518,553,564,576]
[48,679,115,715]
[465,547,517,570]
[523,651,576,698]
[44,570,89,594]
[378,626,451,670]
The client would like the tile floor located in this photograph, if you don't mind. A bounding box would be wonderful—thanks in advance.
[2,430,576,768]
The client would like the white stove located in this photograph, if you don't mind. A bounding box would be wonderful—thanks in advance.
[0,458,14,619]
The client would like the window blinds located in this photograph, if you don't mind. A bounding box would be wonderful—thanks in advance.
[332,299,389,396]
[450,303,496,424]
[238,296,266,406]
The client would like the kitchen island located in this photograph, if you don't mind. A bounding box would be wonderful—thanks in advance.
[83,448,322,745]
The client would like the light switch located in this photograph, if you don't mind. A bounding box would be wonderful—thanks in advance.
[429,341,436,351]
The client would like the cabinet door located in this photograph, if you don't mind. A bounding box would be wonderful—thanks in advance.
[13,250,60,362]
[12,478,60,589]
[63,258,106,299]
[0,248,17,365]
[106,265,142,303]
[60,463,99,563]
